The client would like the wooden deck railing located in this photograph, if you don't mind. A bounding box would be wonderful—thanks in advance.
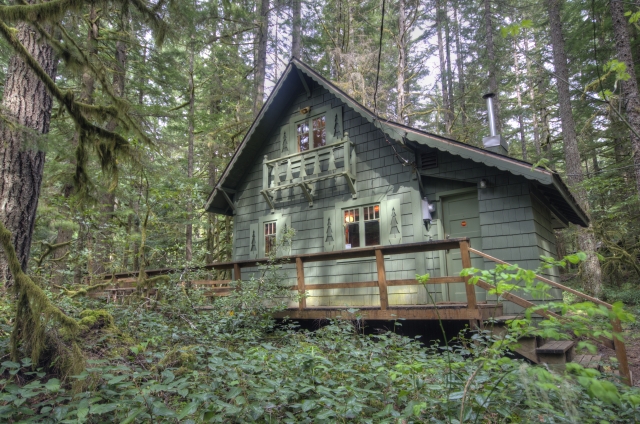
[97,238,631,385]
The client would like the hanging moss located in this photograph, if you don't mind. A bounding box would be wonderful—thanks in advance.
[0,221,82,373]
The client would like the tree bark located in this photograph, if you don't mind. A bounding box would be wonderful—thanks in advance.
[396,0,407,123]
[291,0,302,59]
[524,37,541,157]
[609,0,640,198]
[453,0,466,127]
[435,0,452,133]
[92,10,127,275]
[253,0,269,117]
[0,19,56,285]
[483,0,501,133]
[186,38,195,262]
[513,40,527,160]
[546,0,602,296]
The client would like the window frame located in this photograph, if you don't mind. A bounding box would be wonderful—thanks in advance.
[292,110,327,153]
[324,195,403,252]
[342,204,381,249]
[281,105,343,156]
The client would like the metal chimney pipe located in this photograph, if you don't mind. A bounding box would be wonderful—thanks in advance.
[483,93,497,137]
[481,92,508,155]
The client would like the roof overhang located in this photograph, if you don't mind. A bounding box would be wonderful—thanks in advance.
[204,59,589,227]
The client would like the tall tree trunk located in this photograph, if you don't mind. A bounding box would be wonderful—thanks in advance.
[186,40,195,262]
[513,40,527,160]
[436,0,452,133]
[92,11,127,275]
[609,0,640,198]
[547,0,602,296]
[53,6,100,283]
[0,19,57,285]
[291,0,302,58]
[524,37,541,156]
[396,0,407,123]
[253,0,269,117]
[453,0,466,127]
[444,1,455,123]
[483,0,501,133]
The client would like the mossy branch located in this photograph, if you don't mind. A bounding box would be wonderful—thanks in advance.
[0,220,79,364]
[0,0,84,23]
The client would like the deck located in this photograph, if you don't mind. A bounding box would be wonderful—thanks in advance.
[93,238,632,386]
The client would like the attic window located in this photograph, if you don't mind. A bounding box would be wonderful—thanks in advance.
[297,114,326,152]
[420,151,438,170]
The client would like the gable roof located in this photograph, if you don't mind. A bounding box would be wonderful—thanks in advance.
[205,59,588,227]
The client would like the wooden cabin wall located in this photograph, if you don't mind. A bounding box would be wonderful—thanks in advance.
[232,79,425,307]
[420,150,562,313]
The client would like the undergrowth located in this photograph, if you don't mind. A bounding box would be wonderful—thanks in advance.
[1,239,639,422]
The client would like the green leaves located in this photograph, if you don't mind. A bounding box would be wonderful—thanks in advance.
[500,19,533,38]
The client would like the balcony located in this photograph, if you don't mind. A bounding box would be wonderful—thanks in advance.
[261,132,356,211]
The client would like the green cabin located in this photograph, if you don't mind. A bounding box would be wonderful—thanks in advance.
[204,60,588,315]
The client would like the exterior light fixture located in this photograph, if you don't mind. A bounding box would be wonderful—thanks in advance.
[479,178,488,189]
[421,197,436,231]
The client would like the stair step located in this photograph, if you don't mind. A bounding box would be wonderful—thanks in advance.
[573,354,602,370]
[536,340,576,370]
[536,340,575,354]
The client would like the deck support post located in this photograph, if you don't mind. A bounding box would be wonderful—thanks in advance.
[612,318,632,386]
[375,249,389,310]
[233,263,241,283]
[459,240,479,329]
[296,257,306,311]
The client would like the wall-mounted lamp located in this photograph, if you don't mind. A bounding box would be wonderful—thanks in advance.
[478,178,488,189]
[421,197,436,231]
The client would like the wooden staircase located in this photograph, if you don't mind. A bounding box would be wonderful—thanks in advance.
[487,316,606,374]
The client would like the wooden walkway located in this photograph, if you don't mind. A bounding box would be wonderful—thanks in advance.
[92,238,632,386]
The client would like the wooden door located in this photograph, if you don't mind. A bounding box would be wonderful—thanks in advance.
[442,190,484,301]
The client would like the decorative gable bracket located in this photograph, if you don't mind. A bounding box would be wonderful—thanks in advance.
[261,132,357,212]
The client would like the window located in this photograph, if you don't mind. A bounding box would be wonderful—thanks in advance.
[343,205,380,248]
[264,221,276,255]
[297,114,326,152]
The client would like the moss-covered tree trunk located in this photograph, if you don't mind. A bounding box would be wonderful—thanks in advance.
[0,19,56,286]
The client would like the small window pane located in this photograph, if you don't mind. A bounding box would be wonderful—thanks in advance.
[312,115,326,148]
[344,208,360,248]
[297,122,309,152]
[265,222,276,255]
[365,221,380,246]
[364,204,380,246]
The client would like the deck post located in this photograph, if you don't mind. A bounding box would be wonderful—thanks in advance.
[375,249,389,310]
[233,263,241,283]
[612,318,632,386]
[296,257,306,310]
[459,240,479,328]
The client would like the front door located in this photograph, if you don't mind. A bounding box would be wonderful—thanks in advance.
[442,190,484,302]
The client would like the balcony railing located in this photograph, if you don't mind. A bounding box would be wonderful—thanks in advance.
[261,132,356,211]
